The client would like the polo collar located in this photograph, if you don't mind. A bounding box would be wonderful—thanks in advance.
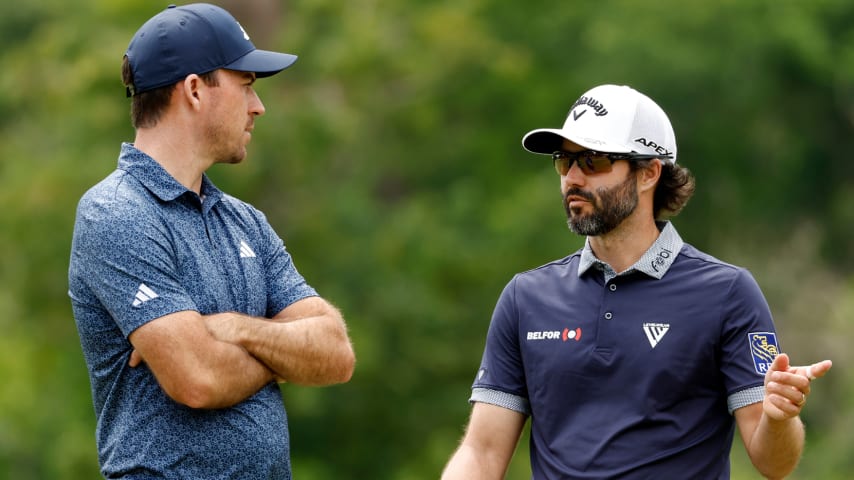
[578,221,684,280]
[117,142,223,206]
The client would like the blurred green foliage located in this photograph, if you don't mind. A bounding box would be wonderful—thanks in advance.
[1,0,852,478]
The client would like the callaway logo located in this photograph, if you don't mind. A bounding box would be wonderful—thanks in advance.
[526,327,582,342]
[634,137,672,157]
[570,95,609,119]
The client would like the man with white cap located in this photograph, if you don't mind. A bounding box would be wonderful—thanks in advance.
[69,4,354,478]
[442,84,831,479]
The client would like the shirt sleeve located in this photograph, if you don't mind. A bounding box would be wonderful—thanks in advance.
[471,276,530,412]
[720,267,778,412]
[70,196,198,338]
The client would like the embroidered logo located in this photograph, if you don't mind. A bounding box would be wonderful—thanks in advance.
[526,327,582,342]
[239,240,256,258]
[643,322,670,348]
[132,283,159,307]
[748,332,779,374]
[570,95,609,117]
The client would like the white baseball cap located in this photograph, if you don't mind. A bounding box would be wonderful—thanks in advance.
[522,84,677,163]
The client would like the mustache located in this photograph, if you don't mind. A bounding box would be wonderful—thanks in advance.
[564,188,595,203]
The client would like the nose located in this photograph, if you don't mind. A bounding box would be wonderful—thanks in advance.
[561,159,587,192]
[250,89,265,117]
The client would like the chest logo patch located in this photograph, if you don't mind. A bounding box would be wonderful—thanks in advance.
[642,322,670,348]
[526,327,582,342]
[748,332,779,374]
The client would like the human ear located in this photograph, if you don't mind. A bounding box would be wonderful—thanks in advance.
[180,74,203,110]
[639,159,663,193]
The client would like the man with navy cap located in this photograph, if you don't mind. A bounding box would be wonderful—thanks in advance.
[69,4,355,478]
[442,84,832,479]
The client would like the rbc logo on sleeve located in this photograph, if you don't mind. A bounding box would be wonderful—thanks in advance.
[748,332,779,374]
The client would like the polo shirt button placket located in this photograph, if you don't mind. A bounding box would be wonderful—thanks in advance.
[605,284,616,320]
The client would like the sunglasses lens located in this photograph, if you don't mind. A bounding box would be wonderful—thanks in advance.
[587,154,613,174]
[553,154,570,175]
[552,151,615,175]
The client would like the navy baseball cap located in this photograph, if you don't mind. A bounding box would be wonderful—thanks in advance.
[125,3,298,96]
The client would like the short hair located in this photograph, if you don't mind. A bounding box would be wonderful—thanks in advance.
[122,56,220,129]
[631,160,696,219]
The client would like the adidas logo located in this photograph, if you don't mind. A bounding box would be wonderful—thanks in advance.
[239,240,256,258]
[642,322,670,348]
[132,283,159,307]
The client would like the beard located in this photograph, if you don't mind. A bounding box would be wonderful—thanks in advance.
[203,117,249,165]
[564,173,639,236]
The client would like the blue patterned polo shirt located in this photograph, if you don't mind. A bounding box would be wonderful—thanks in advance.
[68,143,317,479]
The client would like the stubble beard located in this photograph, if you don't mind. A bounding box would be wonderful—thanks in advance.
[204,118,248,165]
[564,173,639,236]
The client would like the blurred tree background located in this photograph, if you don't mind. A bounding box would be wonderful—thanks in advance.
[1,0,852,478]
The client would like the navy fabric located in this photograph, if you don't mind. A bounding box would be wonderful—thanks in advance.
[69,143,317,479]
[472,233,777,479]
[126,3,297,94]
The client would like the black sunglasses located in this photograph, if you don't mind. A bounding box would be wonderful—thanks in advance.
[552,150,672,176]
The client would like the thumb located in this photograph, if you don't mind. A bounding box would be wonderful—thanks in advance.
[769,352,790,373]
[128,349,142,367]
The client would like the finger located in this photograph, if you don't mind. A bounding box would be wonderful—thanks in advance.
[807,360,833,380]
[128,349,142,367]
[770,352,790,372]
[790,359,832,381]
[764,391,802,420]
[767,379,805,404]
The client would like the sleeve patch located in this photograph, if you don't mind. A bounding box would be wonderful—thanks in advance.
[748,331,779,374]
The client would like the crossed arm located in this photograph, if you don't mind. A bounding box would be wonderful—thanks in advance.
[128,296,355,409]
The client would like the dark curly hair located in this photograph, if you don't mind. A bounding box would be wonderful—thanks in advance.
[631,160,696,219]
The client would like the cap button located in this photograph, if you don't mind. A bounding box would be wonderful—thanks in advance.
[167,4,177,8]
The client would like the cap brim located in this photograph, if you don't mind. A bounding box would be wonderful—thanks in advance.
[522,128,633,155]
[226,49,298,77]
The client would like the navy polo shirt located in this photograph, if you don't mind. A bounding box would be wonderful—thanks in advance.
[471,223,778,479]
[69,143,317,479]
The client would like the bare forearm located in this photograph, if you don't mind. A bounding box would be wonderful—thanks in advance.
[442,445,507,480]
[204,307,354,386]
[129,311,276,410]
[442,403,525,480]
[240,314,354,385]
[192,337,276,408]
[746,415,804,479]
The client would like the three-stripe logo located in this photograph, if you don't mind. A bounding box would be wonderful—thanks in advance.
[132,283,159,308]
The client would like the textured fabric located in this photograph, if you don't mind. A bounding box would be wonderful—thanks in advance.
[471,223,777,479]
[69,143,317,479]
[470,387,531,414]
[579,221,684,281]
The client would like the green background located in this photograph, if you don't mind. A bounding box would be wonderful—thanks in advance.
[1,0,852,478]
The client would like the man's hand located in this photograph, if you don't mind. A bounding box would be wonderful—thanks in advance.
[203,313,245,344]
[763,353,832,421]
[129,349,143,367]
